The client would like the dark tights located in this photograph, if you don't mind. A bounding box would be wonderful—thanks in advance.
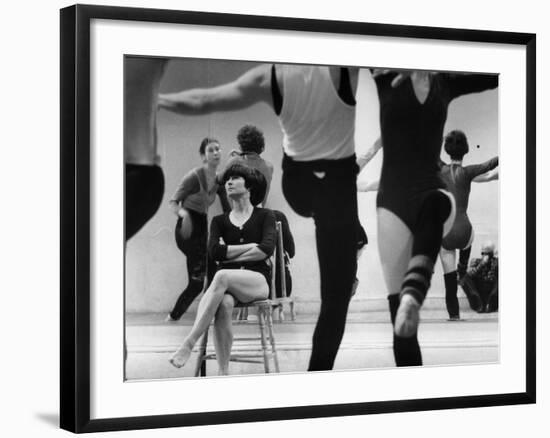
[444,271,459,318]
[169,212,208,320]
[457,246,472,279]
[388,294,422,366]
[282,154,358,371]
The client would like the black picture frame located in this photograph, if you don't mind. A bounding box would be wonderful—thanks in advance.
[60,4,536,433]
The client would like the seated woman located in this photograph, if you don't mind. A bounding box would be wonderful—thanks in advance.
[169,164,276,375]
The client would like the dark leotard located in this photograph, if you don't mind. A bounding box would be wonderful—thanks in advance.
[440,157,498,249]
[373,72,498,231]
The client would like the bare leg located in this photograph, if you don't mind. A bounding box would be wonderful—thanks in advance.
[170,274,227,368]
[439,248,456,274]
[377,208,422,366]
[170,269,268,369]
[377,208,413,296]
[396,191,451,337]
[214,294,236,375]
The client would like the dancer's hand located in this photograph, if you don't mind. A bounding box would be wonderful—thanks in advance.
[371,69,412,87]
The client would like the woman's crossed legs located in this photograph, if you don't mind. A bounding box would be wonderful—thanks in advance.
[169,269,269,373]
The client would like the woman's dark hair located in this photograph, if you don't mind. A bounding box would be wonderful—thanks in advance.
[199,137,219,155]
[222,163,267,206]
[237,125,265,154]
[444,130,469,160]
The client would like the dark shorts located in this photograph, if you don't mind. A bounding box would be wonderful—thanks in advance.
[125,164,164,240]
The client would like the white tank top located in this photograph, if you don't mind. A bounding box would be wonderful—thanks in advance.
[278,65,356,161]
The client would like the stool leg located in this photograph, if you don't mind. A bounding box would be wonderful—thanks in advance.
[278,304,285,322]
[257,307,271,373]
[193,329,209,377]
[266,310,280,372]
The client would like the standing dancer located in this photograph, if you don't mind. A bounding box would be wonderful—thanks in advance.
[159,63,362,371]
[166,138,225,321]
[372,69,498,366]
[124,56,168,369]
[439,130,498,318]
[125,56,168,240]
[220,124,274,207]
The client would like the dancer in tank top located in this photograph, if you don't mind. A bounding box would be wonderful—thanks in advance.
[166,138,226,321]
[372,69,497,366]
[159,63,367,371]
[438,130,498,319]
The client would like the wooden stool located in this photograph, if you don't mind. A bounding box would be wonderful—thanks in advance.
[193,220,291,376]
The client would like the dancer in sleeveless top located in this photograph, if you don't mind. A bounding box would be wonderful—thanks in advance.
[159,63,367,371]
[439,130,498,318]
[166,138,226,321]
[372,69,498,366]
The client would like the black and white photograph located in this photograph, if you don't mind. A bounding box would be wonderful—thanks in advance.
[50,2,540,435]
[124,57,500,380]
[5,0,550,436]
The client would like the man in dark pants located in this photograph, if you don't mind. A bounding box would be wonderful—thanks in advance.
[272,210,295,298]
[158,63,363,371]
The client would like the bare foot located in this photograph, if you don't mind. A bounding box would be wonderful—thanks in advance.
[169,342,192,369]
[394,294,420,338]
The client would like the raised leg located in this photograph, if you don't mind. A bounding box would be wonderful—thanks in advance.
[377,207,421,367]
[170,269,269,370]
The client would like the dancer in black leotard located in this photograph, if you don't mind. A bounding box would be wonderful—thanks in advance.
[372,69,498,366]
[439,130,498,318]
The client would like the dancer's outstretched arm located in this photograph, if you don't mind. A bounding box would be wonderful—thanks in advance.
[158,64,273,115]
[473,168,499,182]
